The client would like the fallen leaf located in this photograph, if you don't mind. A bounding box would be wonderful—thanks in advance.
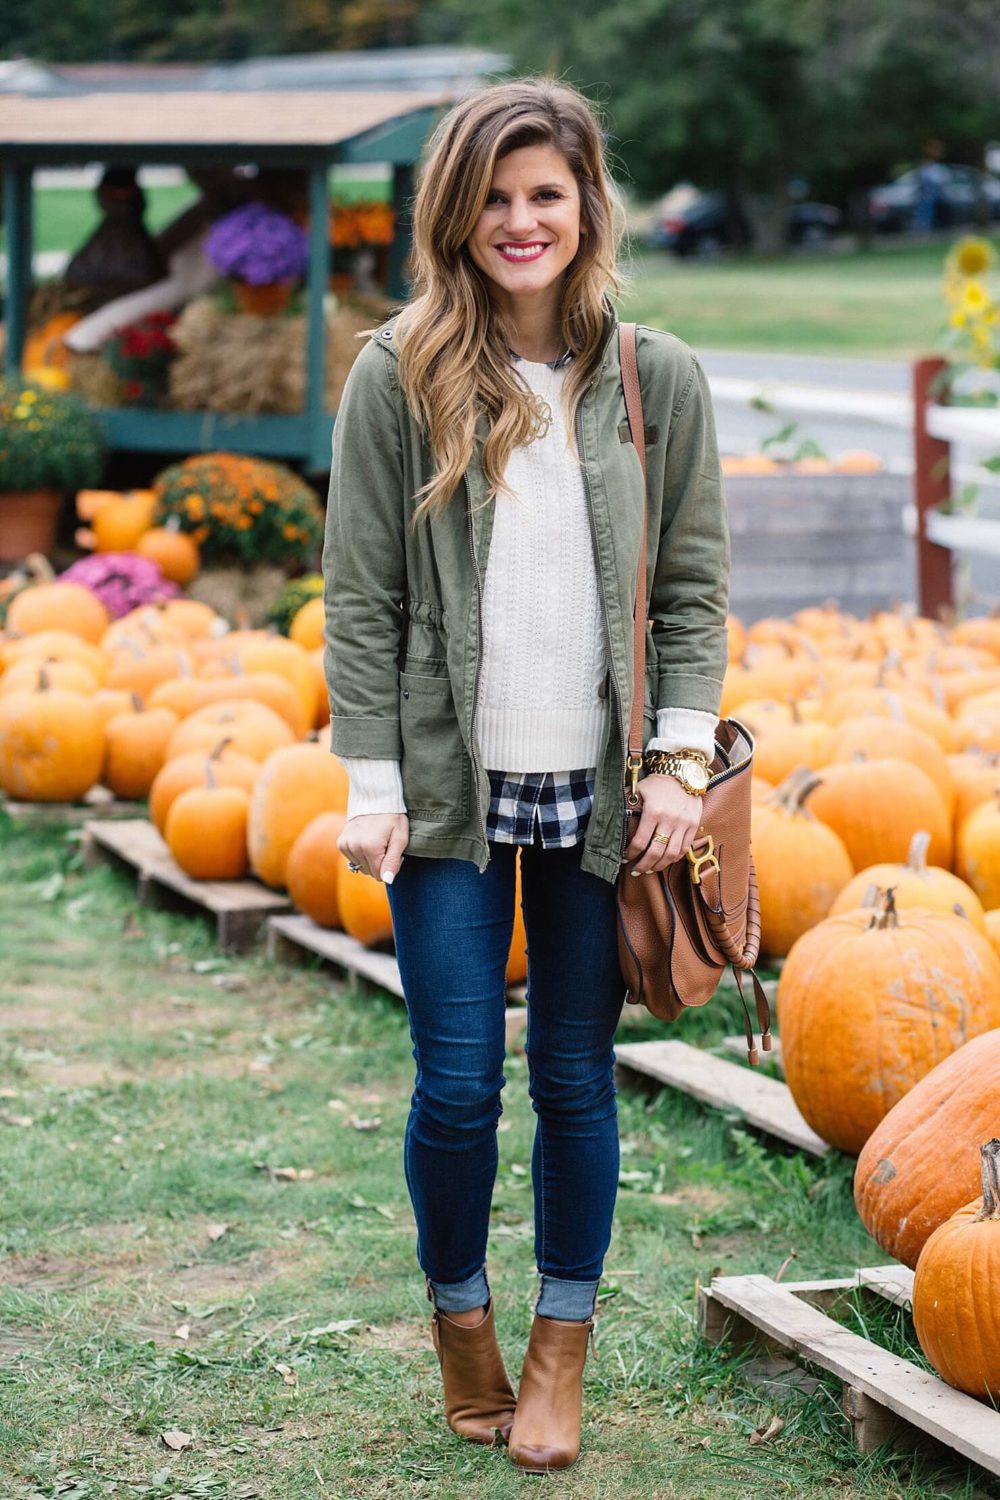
[0,1112,33,1128]
[327,1099,347,1112]
[301,1319,362,1344]
[749,1414,785,1446]
[347,1193,394,1220]
[0,1087,20,1100]
[206,1223,229,1242]
[346,1114,382,1132]
[273,1362,297,1386]
[256,1164,316,1182]
[174,1323,191,1341]
[160,1428,192,1451]
[691,1232,704,1250]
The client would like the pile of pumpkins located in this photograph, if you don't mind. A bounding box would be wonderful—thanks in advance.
[76,487,201,586]
[727,604,1000,1405]
[0,576,529,985]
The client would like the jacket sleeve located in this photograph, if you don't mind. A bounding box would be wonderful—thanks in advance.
[323,339,407,758]
[648,351,730,717]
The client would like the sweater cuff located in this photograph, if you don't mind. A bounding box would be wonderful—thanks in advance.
[339,756,407,819]
[646,707,718,760]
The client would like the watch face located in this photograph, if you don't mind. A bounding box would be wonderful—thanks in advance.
[686,762,711,792]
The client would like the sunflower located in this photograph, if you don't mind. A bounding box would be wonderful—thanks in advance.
[948,236,997,278]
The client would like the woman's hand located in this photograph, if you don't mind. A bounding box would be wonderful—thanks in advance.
[623,773,703,877]
[337,813,409,884]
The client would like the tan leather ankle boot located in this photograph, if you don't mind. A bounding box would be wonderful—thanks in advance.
[430,1297,517,1445]
[507,1312,594,1472]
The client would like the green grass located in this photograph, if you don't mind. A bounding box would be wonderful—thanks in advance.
[620,236,1000,359]
[0,814,996,1499]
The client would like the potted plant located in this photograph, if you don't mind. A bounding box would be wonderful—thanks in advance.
[0,379,105,561]
[204,202,310,316]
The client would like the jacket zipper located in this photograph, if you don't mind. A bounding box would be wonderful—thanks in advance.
[467,500,486,847]
[576,397,630,862]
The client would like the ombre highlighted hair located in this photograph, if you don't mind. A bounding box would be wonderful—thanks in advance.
[392,76,629,523]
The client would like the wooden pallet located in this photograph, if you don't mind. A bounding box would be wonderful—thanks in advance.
[82,818,290,952]
[614,1038,828,1156]
[700,1267,1000,1476]
[266,913,529,1048]
[2,785,138,825]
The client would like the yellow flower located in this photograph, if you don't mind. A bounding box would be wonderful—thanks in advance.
[949,236,997,278]
[961,281,991,315]
[950,308,968,328]
[20,389,38,404]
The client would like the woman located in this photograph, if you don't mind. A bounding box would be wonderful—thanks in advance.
[323,77,729,1472]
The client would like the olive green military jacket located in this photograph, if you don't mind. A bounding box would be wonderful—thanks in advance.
[322,301,730,885]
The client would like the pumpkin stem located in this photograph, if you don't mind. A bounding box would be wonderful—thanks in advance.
[130,692,143,713]
[785,696,802,725]
[204,760,217,791]
[870,886,900,930]
[976,1139,1000,1221]
[209,737,233,761]
[906,831,931,877]
[37,664,50,692]
[766,765,820,814]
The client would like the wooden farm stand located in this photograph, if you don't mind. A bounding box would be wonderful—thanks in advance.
[700,1265,1000,1477]
[267,912,529,1049]
[0,86,451,472]
[82,817,289,951]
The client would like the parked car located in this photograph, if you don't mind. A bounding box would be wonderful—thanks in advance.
[867,165,1000,232]
[646,184,841,257]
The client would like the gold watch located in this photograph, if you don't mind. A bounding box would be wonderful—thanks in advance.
[643,748,711,797]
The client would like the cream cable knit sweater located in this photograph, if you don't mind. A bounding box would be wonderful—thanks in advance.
[340,358,716,819]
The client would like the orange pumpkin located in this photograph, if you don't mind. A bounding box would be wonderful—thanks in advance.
[6,582,109,645]
[285,811,348,927]
[854,1030,1000,1268]
[956,793,1000,910]
[948,752,1000,835]
[102,702,179,799]
[165,701,296,765]
[148,736,260,835]
[309,646,330,729]
[830,715,954,814]
[749,718,834,787]
[777,892,1000,1154]
[246,743,349,888]
[751,768,854,957]
[165,776,250,881]
[0,657,100,699]
[0,675,104,801]
[912,1139,1000,1400]
[2,629,107,684]
[289,596,325,650]
[236,638,319,727]
[23,311,81,373]
[336,858,394,946]
[92,687,138,730]
[808,757,952,872]
[985,909,1000,965]
[821,686,956,752]
[158,599,226,640]
[101,605,187,653]
[92,491,158,553]
[104,643,194,703]
[830,829,986,932]
[149,670,308,739]
[135,527,200,586]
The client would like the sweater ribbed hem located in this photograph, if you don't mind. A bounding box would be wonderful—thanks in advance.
[476,703,610,773]
[339,755,406,818]
[647,706,718,759]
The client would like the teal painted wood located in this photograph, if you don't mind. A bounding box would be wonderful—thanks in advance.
[94,407,334,461]
[306,165,330,473]
[338,106,441,166]
[2,165,32,377]
[388,162,415,303]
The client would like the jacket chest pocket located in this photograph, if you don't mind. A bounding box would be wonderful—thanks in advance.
[399,669,471,822]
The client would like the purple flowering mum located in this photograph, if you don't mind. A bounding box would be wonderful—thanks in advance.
[205,202,310,286]
[60,553,179,619]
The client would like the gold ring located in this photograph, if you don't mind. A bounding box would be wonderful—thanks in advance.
[652,833,670,844]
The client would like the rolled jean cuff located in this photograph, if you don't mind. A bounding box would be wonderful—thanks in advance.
[426,1264,490,1314]
[535,1274,601,1322]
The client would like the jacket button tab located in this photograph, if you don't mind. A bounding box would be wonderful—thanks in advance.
[402,688,410,699]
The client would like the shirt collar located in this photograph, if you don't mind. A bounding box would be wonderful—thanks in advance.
[507,344,575,370]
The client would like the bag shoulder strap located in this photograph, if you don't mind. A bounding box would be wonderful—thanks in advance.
[618,322,647,767]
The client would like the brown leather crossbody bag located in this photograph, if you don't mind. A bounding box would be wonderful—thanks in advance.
[615,323,771,1065]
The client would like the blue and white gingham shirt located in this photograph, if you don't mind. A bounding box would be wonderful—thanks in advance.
[486,767,595,848]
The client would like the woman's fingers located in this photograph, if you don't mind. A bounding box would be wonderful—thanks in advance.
[337,813,409,882]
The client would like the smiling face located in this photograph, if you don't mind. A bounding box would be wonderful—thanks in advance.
[466,142,584,326]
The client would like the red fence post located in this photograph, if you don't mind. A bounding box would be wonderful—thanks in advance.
[912,356,954,618]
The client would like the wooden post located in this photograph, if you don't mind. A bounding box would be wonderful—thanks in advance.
[306,162,330,472]
[3,164,33,377]
[912,356,954,617]
[387,162,414,302]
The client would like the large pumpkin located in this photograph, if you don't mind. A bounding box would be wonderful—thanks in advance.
[751,768,854,957]
[0,677,104,801]
[289,596,325,651]
[246,744,349,888]
[829,829,986,932]
[0,657,100,699]
[776,892,1000,1154]
[956,794,1000,910]
[165,777,250,881]
[135,526,200,586]
[807,757,952,871]
[148,671,309,739]
[7,582,109,645]
[830,716,954,814]
[948,751,1000,835]
[912,1139,1000,1400]
[286,811,348,928]
[236,638,319,727]
[2,629,107,684]
[102,702,179,799]
[854,1031,1000,1268]
[91,491,158,553]
[104,642,194,702]
[336,858,394,946]
[148,736,260,835]
[745,718,834,788]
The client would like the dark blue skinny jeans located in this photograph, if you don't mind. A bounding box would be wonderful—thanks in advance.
[385,831,625,1322]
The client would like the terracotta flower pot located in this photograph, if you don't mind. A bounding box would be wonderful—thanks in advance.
[0,488,63,562]
[232,280,295,316]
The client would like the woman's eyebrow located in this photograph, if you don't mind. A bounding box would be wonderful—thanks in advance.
[488,182,569,194]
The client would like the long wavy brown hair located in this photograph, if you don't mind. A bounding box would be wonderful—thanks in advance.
[392,76,629,524]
